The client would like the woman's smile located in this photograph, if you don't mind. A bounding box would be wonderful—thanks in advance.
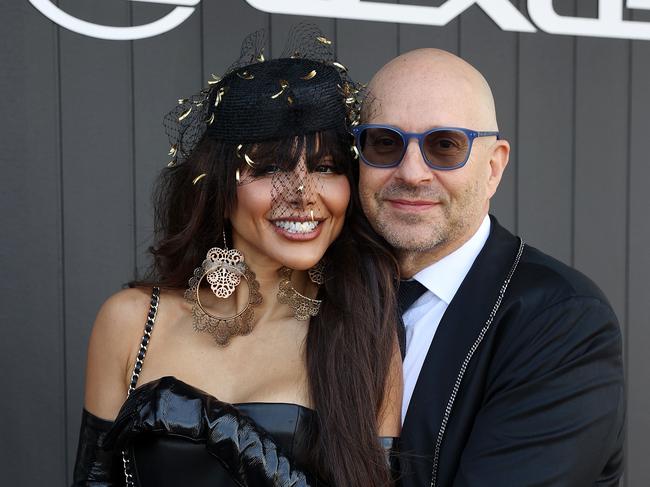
[271,215,324,240]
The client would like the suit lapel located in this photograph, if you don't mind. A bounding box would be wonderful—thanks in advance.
[400,217,520,470]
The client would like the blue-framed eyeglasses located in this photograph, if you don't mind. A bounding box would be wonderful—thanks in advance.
[352,124,500,170]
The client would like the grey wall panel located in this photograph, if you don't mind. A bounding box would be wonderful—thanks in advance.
[336,3,398,85]
[132,4,203,278]
[398,0,459,54]
[573,35,628,322]
[573,34,628,483]
[517,18,575,264]
[627,9,650,486]
[58,0,136,475]
[202,0,269,80]
[459,6,520,233]
[0,2,66,485]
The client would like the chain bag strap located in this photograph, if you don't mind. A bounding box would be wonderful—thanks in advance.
[121,286,161,487]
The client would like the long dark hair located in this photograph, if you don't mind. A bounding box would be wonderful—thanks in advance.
[137,129,398,486]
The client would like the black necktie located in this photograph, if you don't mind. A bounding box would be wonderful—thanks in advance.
[396,280,427,359]
[398,279,427,313]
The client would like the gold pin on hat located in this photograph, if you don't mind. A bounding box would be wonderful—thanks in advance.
[192,173,207,185]
[178,107,192,121]
[244,154,256,168]
[271,79,289,99]
[214,87,226,107]
[237,71,254,80]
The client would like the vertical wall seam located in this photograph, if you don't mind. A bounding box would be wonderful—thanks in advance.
[623,33,633,487]
[129,4,137,282]
[570,34,577,268]
[457,14,462,55]
[54,1,68,481]
[199,2,205,84]
[395,1,400,55]
[514,1,520,236]
[395,22,399,55]
[334,19,338,58]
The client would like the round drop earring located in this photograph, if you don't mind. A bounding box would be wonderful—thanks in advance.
[277,261,325,320]
[184,230,262,345]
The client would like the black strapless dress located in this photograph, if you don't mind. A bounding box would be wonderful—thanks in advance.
[115,376,320,487]
[72,376,320,486]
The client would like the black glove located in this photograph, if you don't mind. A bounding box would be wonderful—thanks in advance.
[71,409,121,486]
[103,376,315,486]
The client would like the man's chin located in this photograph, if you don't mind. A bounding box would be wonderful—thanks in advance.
[382,229,447,254]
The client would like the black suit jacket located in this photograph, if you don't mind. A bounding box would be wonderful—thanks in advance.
[399,217,624,487]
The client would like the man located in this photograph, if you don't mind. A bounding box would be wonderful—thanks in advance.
[357,49,624,486]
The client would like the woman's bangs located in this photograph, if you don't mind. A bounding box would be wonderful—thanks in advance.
[237,130,350,177]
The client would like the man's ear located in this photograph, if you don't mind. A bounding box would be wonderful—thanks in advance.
[486,139,510,199]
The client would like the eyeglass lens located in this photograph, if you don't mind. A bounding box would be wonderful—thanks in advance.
[358,127,470,168]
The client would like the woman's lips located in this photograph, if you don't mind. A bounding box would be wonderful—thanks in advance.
[271,219,324,241]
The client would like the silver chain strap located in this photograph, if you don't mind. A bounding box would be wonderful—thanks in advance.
[121,286,160,487]
[430,239,525,487]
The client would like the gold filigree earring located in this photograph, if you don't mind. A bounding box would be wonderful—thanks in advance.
[307,261,325,286]
[184,231,262,345]
[277,261,325,320]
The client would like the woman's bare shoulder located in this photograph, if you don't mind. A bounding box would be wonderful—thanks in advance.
[92,287,155,340]
[84,287,157,418]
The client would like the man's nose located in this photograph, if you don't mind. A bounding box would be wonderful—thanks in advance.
[394,138,433,184]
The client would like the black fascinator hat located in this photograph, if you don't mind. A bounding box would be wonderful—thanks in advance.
[164,24,363,166]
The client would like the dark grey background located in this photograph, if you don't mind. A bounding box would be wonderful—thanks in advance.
[1,1,648,485]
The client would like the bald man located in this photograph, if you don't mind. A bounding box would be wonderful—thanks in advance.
[356,50,624,486]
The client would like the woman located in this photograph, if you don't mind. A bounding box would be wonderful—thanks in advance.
[72,27,402,486]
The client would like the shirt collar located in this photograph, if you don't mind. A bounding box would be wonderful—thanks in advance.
[412,215,491,305]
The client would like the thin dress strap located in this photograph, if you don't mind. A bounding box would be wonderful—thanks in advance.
[122,286,161,486]
[127,286,161,395]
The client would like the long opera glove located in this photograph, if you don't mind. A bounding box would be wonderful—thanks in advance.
[103,376,317,486]
[71,409,120,486]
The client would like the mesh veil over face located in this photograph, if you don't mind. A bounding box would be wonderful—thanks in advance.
[237,131,350,223]
[163,24,363,229]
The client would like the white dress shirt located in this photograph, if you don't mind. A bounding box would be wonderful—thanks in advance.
[401,215,491,422]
